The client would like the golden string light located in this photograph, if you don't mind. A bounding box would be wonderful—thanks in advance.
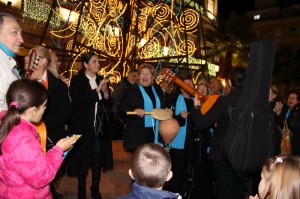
[23,0,60,27]
[45,0,217,82]
[178,9,199,33]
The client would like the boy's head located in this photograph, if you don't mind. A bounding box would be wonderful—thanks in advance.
[129,143,172,189]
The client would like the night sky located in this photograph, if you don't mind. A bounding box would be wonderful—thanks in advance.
[218,0,300,18]
[218,0,255,18]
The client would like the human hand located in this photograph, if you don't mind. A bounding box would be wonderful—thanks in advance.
[134,108,145,117]
[63,79,70,87]
[194,97,201,107]
[180,111,188,119]
[166,108,173,117]
[56,135,77,151]
[274,101,283,115]
[97,79,109,92]
[249,194,260,199]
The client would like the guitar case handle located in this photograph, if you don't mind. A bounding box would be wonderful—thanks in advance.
[228,106,251,129]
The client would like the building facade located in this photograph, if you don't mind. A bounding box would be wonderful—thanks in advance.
[246,1,300,50]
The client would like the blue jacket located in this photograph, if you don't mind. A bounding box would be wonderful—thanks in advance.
[118,182,180,199]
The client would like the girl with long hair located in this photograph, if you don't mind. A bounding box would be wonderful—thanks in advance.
[0,79,76,198]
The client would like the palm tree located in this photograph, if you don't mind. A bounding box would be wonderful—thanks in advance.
[206,12,256,78]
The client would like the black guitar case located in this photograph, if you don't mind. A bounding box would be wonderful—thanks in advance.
[222,40,276,173]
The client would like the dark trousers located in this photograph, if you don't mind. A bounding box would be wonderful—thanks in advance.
[145,127,155,144]
[91,137,103,188]
[78,138,103,199]
[169,148,187,195]
[213,160,245,199]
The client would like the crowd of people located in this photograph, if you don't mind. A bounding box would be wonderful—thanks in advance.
[0,12,300,199]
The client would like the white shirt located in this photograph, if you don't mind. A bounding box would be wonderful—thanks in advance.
[39,70,47,83]
[85,73,102,126]
[0,49,18,111]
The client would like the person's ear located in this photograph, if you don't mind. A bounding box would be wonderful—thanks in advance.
[29,106,37,117]
[83,62,88,69]
[22,106,36,121]
[166,171,173,182]
[40,58,48,69]
[128,169,135,180]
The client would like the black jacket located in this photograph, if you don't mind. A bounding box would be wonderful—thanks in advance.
[43,71,72,145]
[118,84,166,150]
[67,71,113,176]
[191,88,241,161]
[112,78,132,104]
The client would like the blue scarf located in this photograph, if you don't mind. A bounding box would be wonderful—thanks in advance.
[0,42,15,57]
[172,94,187,149]
[286,109,291,119]
[138,84,161,143]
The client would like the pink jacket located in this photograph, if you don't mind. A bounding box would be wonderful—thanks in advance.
[0,117,63,199]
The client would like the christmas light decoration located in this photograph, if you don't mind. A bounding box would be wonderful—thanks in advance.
[23,0,60,27]
[41,0,213,83]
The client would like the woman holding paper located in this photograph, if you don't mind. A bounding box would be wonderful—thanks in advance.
[0,79,76,198]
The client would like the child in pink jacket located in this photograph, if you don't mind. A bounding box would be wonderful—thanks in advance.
[0,79,76,199]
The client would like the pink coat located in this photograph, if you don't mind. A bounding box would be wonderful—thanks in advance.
[0,117,63,199]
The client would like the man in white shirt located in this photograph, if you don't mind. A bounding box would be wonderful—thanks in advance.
[0,13,24,111]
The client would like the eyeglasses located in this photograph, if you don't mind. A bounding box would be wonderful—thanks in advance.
[198,87,207,90]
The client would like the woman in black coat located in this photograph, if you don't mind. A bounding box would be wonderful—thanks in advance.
[118,63,167,151]
[67,52,113,199]
[274,89,300,155]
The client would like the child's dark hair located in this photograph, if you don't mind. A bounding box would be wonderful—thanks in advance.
[0,79,48,154]
[131,143,171,188]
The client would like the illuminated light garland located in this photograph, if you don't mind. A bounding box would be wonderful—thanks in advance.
[178,9,199,33]
[46,0,215,83]
[23,0,60,27]
[153,3,170,21]
[208,62,218,76]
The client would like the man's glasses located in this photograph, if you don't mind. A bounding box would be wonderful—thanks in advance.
[198,87,207,90]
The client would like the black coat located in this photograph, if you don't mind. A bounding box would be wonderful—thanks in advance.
[67,71,113,176]
[269,101,282,155]
[43,71,72,145]
[118,84,166,150]
[190,88,241,161]
[112,78,132,104]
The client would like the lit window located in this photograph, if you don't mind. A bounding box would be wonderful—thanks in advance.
[254,15,260,20]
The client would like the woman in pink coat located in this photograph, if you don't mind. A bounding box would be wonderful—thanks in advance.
[0,79,77,199]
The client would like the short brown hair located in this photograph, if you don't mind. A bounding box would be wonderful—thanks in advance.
[138,63,155,76]
[0,13,14,29]
[131,143,171,188]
